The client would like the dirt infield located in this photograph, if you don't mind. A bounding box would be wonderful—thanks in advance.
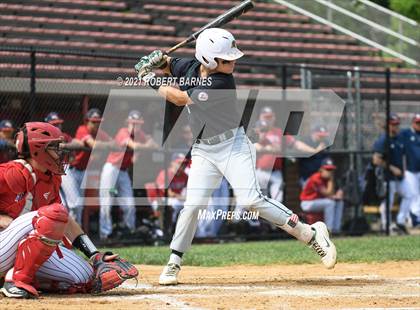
[1,261,419,309]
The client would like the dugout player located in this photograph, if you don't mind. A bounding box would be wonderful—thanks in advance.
[0,120,17,164]
[0,122,137,298]
[155,153,189,229]
[255,107,325,202]
[372,114,410,233]
[0,120,15,145]
[398,113,420,227]
[298,125,330,186]
[60,108,112,224]
[99,110,158,240]
[300,158,344,234]
[44,112,72,143]
[135,28,336,285]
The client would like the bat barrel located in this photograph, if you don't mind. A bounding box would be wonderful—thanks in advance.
[166,0,254,54]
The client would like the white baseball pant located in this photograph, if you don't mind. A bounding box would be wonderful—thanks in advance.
[403,171,420,220]
[60,167,86,224]
[0,211,92,288]
[256,169,284,202]
[301,199,344,233]
[380,177,412,229]
[99,162,136,238]
[170,128,294,253]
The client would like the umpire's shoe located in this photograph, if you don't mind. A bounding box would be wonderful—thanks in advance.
[159,263,180,285]
[1,281,32,298]
[309,222,337,269]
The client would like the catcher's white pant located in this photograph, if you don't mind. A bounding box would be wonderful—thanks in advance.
[0,211,92,288]
[379,178,412,229]
[170,127,293,253]
[301,199,344,233]
[99,163,136,238]
[404,171,420,219]
[60,167,86,225]
[256,169,284,202]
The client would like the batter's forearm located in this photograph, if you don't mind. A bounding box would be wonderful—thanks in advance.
[158,86,192,106]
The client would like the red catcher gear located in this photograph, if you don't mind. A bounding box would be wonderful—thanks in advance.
[15,122,68,175]
[11,203,69,297]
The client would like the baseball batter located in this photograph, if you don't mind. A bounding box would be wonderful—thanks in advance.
[0,122,137,298]
[135,28,336,285]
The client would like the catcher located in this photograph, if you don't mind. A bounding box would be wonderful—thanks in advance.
[0,122,138,298]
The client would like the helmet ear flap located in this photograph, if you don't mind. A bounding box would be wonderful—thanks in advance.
[17,125,30,158]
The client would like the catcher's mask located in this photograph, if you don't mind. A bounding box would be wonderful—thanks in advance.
[15,122,69,175]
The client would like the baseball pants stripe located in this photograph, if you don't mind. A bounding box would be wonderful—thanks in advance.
[0,211,92,286]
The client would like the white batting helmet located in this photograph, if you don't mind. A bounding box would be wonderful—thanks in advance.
[195,28,244,70]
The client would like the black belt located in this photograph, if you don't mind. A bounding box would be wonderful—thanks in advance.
[196,128,236,145]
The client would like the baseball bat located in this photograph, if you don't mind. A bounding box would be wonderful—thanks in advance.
[165,0,255,55]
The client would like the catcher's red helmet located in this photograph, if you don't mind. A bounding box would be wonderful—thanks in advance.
[15,122,68,174]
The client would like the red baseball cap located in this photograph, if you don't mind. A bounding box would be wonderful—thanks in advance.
[321,158,336,170]
[313,125,329,137]
[413,113,420,123]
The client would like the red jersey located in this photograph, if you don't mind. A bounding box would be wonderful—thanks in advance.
[156,169,188,195]
[63,132,72,143]
[0,160,61,219]
[71,125,110,170]
[300,172,328,201]
[106,128,146,170]
[256,128,295,170]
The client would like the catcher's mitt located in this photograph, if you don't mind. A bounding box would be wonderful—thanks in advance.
[90,252,139,294]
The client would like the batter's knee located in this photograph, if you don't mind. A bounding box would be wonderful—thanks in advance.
[235,190,265,209]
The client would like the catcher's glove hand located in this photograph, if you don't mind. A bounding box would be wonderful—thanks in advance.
[90,251,139,294]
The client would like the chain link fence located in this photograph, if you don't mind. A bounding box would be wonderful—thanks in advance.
[1,47,419,241]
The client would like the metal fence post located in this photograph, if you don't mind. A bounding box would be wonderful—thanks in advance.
[354,67,363,181]
[282,64,287,203]
[385,68,391,236]
[300,64,307,89]
[29,49,36,121]
[344,71,353,150]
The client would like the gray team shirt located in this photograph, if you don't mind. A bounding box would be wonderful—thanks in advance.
[170,58,242,139]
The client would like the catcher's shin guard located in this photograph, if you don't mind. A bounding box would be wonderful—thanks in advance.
[11,204,68,297]
[90,252,139,294]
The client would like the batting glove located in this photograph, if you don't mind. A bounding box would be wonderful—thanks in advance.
[148,50,167,68]
[134,56,152,79]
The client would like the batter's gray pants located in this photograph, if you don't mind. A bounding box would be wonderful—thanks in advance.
[170,128,293,253]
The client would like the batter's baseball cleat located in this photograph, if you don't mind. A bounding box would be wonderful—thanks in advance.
[159,263,180,285]
[309,222,337,269]
[1,281,32,299]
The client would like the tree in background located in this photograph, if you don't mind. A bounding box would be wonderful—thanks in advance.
[390,0,420,22]
[371,0,420,22]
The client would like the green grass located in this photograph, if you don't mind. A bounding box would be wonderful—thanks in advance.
[106,235,420,267]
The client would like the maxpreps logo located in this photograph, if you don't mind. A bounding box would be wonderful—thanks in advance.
[15,192,25,202]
